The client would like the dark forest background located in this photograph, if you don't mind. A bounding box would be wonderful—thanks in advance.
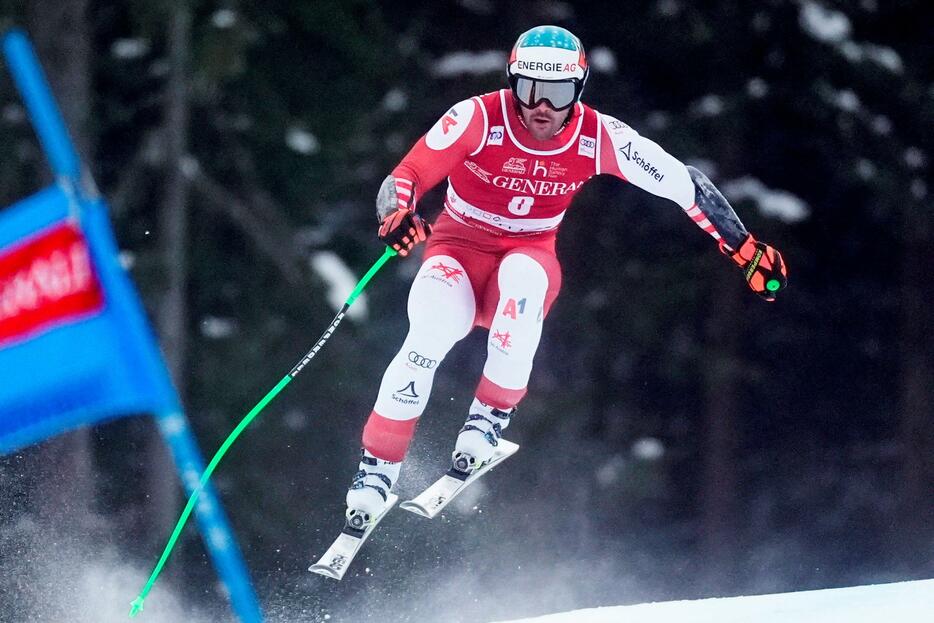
[0,1,931,622]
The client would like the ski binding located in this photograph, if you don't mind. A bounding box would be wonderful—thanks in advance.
[309,493,398,580]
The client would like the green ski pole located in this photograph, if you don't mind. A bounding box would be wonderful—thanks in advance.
[130,247,397,617]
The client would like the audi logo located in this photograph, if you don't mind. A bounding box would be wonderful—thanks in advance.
[408,351,436,369]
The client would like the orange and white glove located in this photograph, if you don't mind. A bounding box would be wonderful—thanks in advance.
[723,234,787,301]
[378,208,431,257]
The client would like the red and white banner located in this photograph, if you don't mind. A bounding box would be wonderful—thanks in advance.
[0,222,104,346]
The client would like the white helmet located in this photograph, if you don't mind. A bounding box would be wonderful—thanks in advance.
[506,25,589,111]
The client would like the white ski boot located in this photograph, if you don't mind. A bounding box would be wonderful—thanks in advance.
[452,398,515,474]
[345,449,401,530]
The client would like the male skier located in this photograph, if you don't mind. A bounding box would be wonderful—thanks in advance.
[344,25,787,529]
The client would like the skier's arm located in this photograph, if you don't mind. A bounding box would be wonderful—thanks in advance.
[597,115,742,243]
[376,98,486,218]
[375,98,486,255]
[685,166,787,300]
[598,115,787,300]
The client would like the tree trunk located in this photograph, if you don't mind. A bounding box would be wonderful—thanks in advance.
[25,0,95,530]
[699,276,742,592]
[26,0,92,164]
[157,7,193,391]
[897,195,934,572]
[149,5,194,544]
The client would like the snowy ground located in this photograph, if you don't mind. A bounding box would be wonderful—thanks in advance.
[494,579,934,623]
[2,513,930,623]
[2,480,929,622]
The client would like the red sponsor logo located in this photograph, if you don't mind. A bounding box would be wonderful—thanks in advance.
[492,330,512,349]
[463,160,492,183]
[441,114,458,134]
[0,223,105,345]
[430,262,464,283]
[502,157,527,174]
[548,162,567,178]
[491,176,585,196]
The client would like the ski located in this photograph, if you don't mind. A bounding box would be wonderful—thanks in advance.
[399,439,519,519]
[309,493,398,580]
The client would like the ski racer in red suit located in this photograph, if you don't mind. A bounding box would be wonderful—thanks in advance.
[344,25,787,528]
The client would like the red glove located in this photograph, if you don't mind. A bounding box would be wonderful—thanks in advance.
[378,208,431,257]
[723,234,787,301]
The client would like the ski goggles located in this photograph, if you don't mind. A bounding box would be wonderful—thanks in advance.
[509,75,582,111]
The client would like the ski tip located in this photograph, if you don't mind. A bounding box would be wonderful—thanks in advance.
[499,439,520,455]
[398,501,433,518]
[309,564,342,580]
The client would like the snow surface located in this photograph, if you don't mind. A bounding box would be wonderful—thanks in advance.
[309,251,368,320]
[799,2,903,74]
[211,9,237,29]
[493,579,934,623]
[382,88,409,112]
[0,517,212,623]
[588,47,617,74]
[721,177,810,224]
[3,508,929,622]
[838,41,903,73]
[199,315,238,339]
[110,38,149,60]
[432,51,506,77]
[799,2,851,44]
[692,94,724,117]
[285,127,320,155]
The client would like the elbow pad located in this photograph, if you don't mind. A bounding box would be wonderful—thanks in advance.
[376,175,416,222]
[687,166,748,251]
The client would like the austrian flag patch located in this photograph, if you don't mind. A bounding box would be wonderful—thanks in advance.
[0,222,105,345]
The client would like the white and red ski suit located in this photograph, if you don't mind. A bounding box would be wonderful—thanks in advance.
[362,89,739,461]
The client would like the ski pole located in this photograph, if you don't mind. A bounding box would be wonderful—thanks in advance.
[130,246,397,618]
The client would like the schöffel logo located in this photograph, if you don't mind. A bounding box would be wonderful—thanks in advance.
[408,351,436,369]
[618,142,665,182]
[392,380,420,405]
[0,222,105,346]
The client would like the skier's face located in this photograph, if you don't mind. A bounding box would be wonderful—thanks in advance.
[520,101,566,141]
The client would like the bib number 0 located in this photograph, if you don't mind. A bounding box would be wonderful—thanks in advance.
[507,196,534,216]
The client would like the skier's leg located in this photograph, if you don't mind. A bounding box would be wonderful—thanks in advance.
[348,255,476,520]
[365,255,476,458]
[454,248,561,470]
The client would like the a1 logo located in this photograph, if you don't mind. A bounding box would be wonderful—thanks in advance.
[502,298,527,319]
